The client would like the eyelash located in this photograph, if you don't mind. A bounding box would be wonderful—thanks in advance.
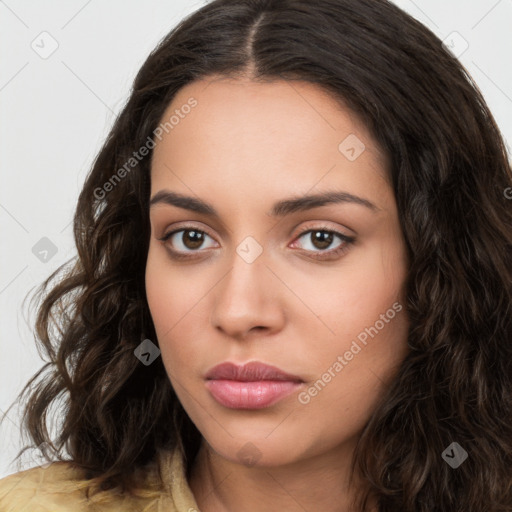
[158,225,355,261]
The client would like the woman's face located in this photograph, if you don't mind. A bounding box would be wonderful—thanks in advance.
[146,76,410,467]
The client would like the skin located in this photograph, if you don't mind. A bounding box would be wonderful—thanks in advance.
[146,75,410,512]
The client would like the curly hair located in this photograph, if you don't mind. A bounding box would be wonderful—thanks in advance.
[3,0,512,510]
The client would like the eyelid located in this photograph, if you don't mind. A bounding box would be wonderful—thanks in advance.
[158,221,217,242]
[290,220,355,240]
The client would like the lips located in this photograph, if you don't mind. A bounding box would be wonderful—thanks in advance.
[205,361,304,409]
[205,361,303,383]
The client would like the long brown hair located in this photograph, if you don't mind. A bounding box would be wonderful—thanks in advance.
[3,0,512,510]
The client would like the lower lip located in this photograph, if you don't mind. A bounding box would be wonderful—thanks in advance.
[206,379,302,409]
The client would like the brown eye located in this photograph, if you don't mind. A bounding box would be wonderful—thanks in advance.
[159,228,217,254]
[292,227,356,261]
[309,231,334,250]
[296,229,348,252]
[180,230,205,249]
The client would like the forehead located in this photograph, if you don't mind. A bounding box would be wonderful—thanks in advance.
[150,76,390,209]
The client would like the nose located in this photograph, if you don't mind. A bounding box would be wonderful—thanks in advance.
[210,248,286,340]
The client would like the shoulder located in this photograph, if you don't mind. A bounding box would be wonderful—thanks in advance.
[0,448,199,512]
[0,462,89,511]
[0,461,151,512]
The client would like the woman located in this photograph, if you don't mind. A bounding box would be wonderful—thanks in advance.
[1,0,511,510]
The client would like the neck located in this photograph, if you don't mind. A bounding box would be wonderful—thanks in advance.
[187,439,376,512]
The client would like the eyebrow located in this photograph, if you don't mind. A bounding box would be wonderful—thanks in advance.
[149,189,380,217]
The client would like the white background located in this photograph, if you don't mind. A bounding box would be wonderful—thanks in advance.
[1,0,511,478]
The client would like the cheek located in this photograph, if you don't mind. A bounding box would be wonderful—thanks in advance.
[296,290,408,447]
[302,240,407,342]
[145,245,204,331]
[298,239,409,393]
[145,246,212,373]
[146,249,174,329]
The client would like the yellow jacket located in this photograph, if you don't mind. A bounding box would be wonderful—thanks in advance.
[0,448,200,511]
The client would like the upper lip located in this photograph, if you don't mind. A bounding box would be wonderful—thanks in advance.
[205,361,303,382]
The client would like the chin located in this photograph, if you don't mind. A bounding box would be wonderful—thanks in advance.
[205,436,309,469]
